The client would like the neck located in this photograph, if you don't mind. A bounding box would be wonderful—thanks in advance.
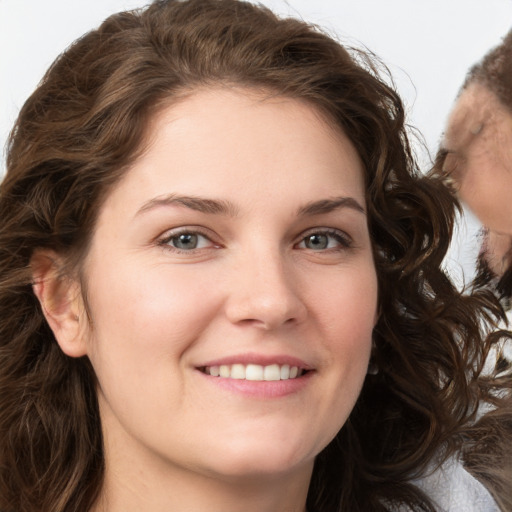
[91,460,311,512]
[90,424,312,512]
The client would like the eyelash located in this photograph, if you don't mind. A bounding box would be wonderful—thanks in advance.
[295,229,353,251]
[157,227,353,254]
[158,227,218,254]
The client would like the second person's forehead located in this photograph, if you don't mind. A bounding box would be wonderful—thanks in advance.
[444,91,482,150]
[445,83,511,152]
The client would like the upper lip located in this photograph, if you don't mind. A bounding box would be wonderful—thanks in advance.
[197,353,314,370]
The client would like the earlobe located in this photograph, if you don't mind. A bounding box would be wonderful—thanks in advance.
[31,250,88,358]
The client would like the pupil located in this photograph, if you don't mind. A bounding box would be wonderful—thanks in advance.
[307,234,328,250]
[175,233,197,249]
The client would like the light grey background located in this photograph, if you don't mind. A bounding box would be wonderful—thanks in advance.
[1,0,511,283]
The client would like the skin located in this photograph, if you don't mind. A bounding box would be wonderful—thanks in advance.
[481,229,512,277]
[443,82,512,236]
[34,88,378,512]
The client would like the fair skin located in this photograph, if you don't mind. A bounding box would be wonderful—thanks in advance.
[481,229,512,278]
[443,82,512,277]
[443,82,512,236]
[33,88,378,512]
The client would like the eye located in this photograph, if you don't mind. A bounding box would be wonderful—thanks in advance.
[159,229,216,252]
[297,230,351,251]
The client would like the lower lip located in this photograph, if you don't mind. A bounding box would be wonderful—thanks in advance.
[197,370,313,398]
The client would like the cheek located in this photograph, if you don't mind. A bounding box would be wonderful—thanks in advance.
[313,274,376,443]
[458,131,512,233]
[482,231,512,276]
[81,263,224,433]
[314,265,377,366]
[460,157,512,233]
[83,261,221,367]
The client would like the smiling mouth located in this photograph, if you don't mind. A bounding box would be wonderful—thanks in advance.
[199,363,308,381]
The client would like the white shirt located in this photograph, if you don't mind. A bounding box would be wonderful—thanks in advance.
[412,455,499,512]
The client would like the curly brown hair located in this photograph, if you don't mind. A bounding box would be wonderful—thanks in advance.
[0,1,510,511]
[431,29,512,510]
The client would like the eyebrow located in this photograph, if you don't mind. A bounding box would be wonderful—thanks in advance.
[135,194,365,218]
[297,197,366,216]
[136,194,239,217]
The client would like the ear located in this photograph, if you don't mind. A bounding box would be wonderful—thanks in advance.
[31,249,88,358]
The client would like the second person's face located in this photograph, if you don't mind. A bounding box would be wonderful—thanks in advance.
[443,83,512,235]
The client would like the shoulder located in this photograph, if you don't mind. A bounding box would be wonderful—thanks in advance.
[412,454,500,512]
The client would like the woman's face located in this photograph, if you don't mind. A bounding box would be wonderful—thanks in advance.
[443,83,512,235]
[79,88,378,486]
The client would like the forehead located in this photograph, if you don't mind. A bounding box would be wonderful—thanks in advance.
[101,87,366,217]
[443,82,504,151]
[146,88,361,176]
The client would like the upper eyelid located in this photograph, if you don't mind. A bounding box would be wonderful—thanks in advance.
[299,226,351,237]
[158,225,214,238]
[157,226,218,246]
[296,227,352,245]
[156,225,353,247]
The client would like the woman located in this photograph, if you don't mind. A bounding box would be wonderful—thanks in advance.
[0,1,510,510]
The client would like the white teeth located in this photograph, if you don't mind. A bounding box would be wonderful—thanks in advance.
[204,363,304,381]
[263,364,281,381]
[230,364,246,379]
[246,364,263,381]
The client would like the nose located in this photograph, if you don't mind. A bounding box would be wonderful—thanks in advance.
[224,250,307,330]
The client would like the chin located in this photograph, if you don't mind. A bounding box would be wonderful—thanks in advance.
[199,436,318,481]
